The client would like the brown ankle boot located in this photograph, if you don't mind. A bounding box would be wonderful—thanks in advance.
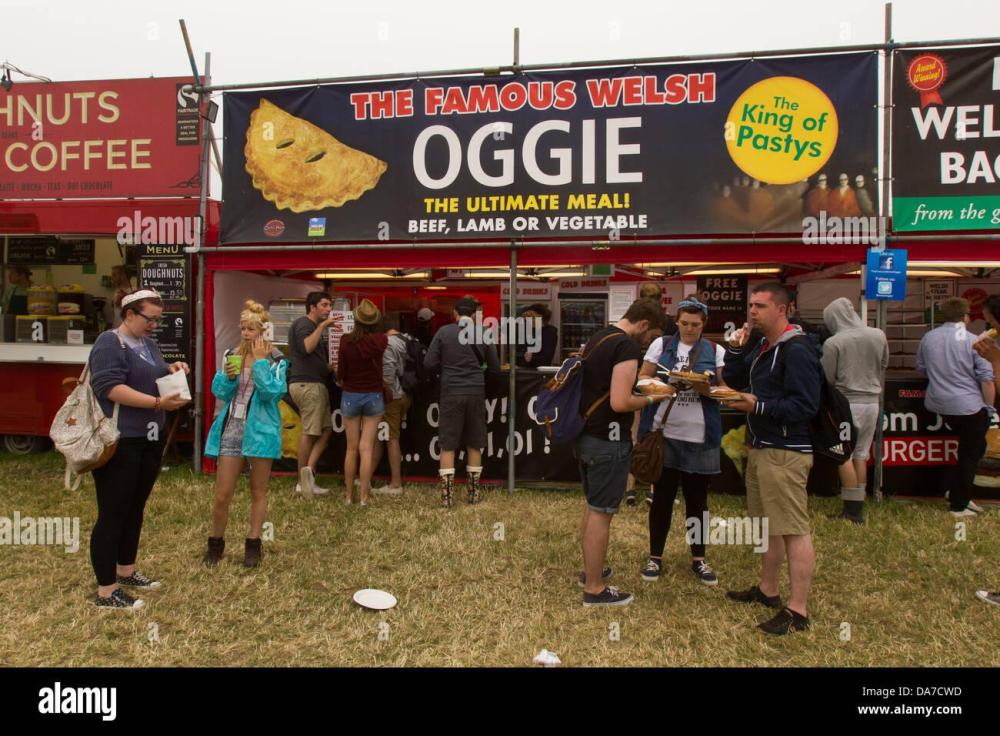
[203,536,224,567]
[243,538,262,568]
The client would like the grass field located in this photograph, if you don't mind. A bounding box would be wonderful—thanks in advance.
[0,450,998,667]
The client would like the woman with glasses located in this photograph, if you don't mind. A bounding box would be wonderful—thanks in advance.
[203,300,288,567]
[88,290,190,609]
[636,297,727,587]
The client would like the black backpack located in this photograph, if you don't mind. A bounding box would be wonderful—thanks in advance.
[778,336,858,462]
[399,333,431,393]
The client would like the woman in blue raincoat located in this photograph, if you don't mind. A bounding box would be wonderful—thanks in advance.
[203,300,288,568]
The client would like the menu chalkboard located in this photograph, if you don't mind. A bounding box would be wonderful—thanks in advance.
[138,243,191,365]
[6,237,95,265]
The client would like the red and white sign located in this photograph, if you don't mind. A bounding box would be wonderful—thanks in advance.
[881,436,958,466]
[328,309,354,370]
[0,77,202,199]
[500,284,553,300]
[558,277,609,292]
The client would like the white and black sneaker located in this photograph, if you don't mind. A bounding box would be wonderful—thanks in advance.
[578,566,613,588]
[95,588,144,610]
[640,557,662,582]
[968,501,986,514]
[951,506,978,518]
[582,586,634,607]
[692,560,718,586]
[116,571,161,590]
[975,590,1000,607]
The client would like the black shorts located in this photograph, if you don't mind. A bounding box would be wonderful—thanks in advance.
[575,434,633,514]
[438,394,487,451]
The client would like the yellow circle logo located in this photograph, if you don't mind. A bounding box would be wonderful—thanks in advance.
[725,76,838,185]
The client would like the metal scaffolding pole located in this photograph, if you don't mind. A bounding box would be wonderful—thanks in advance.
[872,2,894,503]
[186,34,1000,95]
[180,18,212,476]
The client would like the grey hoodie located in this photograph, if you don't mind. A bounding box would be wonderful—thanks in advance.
[821,297,889,404]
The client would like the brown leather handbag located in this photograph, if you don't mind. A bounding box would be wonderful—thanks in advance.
[629,396,677,484]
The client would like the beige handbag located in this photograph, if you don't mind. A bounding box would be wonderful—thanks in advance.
[49,332,124,490]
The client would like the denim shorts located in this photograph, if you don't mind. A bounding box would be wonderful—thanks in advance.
[575,434,633,514]
[341,391,385,418]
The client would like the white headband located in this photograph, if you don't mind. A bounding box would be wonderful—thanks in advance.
[121,289,160,308]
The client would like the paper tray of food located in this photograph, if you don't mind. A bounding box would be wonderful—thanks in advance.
[634,378,676,397]
[696,385,743,401]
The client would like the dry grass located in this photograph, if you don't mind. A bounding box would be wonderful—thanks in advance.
[0,450,998,667]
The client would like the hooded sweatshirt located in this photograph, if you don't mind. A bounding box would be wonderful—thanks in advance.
[821,297,889,405]
[723,323,821,452]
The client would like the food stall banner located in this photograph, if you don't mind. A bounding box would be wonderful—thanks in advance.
[892,45,1000,231]
[221,53,876,243]
[0,77,202,200]
[865,247,907,300]
[697,275,747,332]
[138,243,191,365]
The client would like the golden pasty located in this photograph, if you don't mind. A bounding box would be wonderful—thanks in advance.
[244,99,387,213]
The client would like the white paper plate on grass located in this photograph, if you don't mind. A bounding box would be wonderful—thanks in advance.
[353,589,397,610]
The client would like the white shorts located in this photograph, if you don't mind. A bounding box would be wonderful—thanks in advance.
[850,402,880,461]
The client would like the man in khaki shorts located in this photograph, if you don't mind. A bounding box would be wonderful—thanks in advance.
[721,282,821,635]
[289,292,340,497]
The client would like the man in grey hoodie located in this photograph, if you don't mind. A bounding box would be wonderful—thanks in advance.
[822,297,889,524]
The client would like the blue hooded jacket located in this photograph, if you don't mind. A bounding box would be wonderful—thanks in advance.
[205,350,288,460]
[723,324,821,452]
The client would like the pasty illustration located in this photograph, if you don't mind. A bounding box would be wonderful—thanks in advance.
[244,99,387,212]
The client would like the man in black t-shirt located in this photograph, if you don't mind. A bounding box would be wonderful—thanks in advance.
[577,298,669,607]
[288,292,340,497]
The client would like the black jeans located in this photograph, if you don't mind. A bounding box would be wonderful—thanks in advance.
[90,437,165,586]
[649,467,710,558]
[943,409,989,511]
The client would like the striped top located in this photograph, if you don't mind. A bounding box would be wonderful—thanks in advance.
[89,329,169,438]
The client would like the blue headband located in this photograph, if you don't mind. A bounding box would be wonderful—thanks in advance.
[677,297,709,316]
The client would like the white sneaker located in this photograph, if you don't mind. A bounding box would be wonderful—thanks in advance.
[297,467,315,497]
[373,485,403,496]
[311,481,330,496]
[967,501,986,513]
[975,590,1000,606]
[950,507,978,518]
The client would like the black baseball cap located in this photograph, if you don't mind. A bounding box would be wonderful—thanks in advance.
[454,296,480,315]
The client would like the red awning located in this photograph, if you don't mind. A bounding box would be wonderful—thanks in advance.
[203,238,998,271]
[0,199,221,243]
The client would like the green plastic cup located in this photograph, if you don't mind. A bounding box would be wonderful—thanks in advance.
[226,354,243,373]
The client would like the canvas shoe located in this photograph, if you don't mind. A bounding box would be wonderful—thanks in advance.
[975,590,1000,607]
[95,588,144,610]
[692,559,718,586]
[640,558,662,582]
[116,571,161,590]
[967,501,986,513]
[297,467,316,497]
[950,507,978,518]
[373,484,403,496]
[582,586,633,607]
